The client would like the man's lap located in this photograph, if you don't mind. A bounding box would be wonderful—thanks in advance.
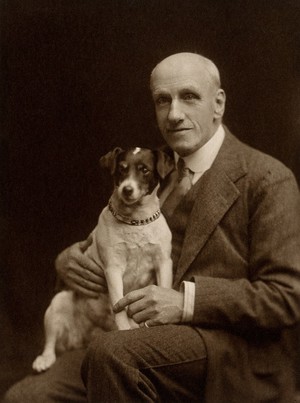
[86,324,206,370]
[83,325,207,402]
[3,325,206,403]
[3,349,87,403]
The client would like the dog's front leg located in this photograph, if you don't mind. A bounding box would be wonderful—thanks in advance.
[156,254,173,289]
[105,266,133,330]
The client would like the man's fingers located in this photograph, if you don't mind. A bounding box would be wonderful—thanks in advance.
[71,283,100,298]
[75,250,106,279]
[75,265,106,287]
[131,308,154,324]
[126,298,148,318]
[139,319,158,328]
[68,256,107,287]
[75,250,104,278]
[56,240,108,295]
[113,296,130,313]
[117,286,184,326]
[78,235,93,253]
[113,289,144,313]
[67,271,105,293]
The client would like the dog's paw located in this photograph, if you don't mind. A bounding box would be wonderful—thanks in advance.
[32,352,56,373]
[115,316,139,330]
[128,317,139,329]
[114,311,131,330]
[116,321,132,331]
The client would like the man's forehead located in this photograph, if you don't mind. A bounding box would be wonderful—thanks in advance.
[151,67,210,95]
[151,57,209,91]
[150,53,220,92]
[151,78,204,95]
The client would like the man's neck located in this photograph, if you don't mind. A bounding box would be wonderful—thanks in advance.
[175,124,225,184]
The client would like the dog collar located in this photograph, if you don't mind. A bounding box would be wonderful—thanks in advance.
[108,200,161,226]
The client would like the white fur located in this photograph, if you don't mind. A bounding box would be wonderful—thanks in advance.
[32,178,172,372]
[132,147,141,155]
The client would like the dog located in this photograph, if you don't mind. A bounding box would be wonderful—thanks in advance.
[32,147,174,372]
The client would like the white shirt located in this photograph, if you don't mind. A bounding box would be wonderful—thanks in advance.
[175,124,225,184]
[178,124,225,322]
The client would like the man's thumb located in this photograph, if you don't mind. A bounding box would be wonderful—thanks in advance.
[78,233,93,252]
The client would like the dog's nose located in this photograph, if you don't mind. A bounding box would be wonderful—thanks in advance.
[122,186,134,197]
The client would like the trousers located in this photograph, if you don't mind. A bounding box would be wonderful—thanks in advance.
[3,325,207,403]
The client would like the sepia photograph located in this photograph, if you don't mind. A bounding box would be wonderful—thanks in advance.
[1,0,300,401]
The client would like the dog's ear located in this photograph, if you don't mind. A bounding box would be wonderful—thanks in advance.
[154,150,175,179]
[99,147,124,175]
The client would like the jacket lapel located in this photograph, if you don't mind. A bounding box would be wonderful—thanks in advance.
[173,129,248,287]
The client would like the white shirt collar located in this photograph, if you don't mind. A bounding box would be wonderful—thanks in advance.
[175,124,225,177]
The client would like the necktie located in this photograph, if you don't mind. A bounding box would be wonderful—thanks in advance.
[162,158,194,216]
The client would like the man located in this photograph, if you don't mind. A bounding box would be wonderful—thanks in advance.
[4,53,300,402]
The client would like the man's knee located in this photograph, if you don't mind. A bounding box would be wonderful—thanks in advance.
[3,377,43,403]
[4,350,87,403]
[83,330,130,369]
[82,329,144,383]
[3,385,20,403]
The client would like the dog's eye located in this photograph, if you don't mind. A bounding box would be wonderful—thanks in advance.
[138,166,150,175]
[118,163,128,174]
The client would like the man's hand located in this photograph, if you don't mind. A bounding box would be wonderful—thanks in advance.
[113,285,184,327]
[55,235,107,297]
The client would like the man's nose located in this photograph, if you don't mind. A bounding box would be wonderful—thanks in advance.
[167,100,184,124]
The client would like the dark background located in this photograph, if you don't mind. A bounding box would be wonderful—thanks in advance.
[1,0,300,397]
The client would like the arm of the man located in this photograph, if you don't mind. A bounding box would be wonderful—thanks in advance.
[114,166,300,330]
[55,234,107,297]
[192,168,300,331]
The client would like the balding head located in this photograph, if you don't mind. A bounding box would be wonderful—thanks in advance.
[150,52,221,92]
[150,52,226,156]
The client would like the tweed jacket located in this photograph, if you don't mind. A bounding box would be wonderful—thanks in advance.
[163,127,300,403]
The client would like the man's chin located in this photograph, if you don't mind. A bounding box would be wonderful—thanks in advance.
[167,141,197,157]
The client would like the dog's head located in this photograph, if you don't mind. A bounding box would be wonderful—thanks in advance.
[100,147,174,205]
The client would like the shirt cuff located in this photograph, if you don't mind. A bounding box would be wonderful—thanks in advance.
[180,281,195,322]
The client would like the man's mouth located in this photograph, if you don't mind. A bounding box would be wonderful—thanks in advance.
[167,128,192,132]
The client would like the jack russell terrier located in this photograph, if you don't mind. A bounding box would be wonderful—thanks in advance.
[32,147,174,372]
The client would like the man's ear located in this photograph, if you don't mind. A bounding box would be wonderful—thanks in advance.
[214,89,226,120]
[99,147,124,175]
[154,150,175,179]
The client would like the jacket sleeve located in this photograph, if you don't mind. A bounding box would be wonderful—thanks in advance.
[192,167,300,331]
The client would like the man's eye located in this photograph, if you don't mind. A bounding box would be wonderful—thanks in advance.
[183,93,198,101]
[156,96,170,105]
